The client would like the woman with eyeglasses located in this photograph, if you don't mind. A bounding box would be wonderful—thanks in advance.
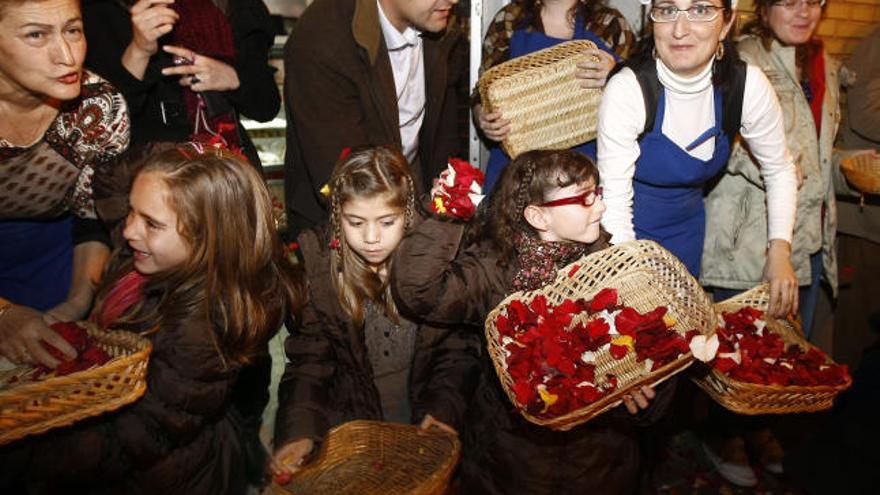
[597,0,799,317]
[704,0,846,340]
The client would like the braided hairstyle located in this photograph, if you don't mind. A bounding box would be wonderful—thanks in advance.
[471,149,599,267]
[326,146,416,327]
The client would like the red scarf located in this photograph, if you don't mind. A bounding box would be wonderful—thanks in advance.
[805,40,826,136]
[170,0,240,147]
[91,270,148,328]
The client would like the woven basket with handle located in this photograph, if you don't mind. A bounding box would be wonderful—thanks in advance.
[0,322,151,445]
[485,240,716,431]
[840,153,880,195]
[692,284,851,415]
[272,420,460,495]
[478,40,603,159]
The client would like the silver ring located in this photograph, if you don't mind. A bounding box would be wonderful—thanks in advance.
[190,75,201,85]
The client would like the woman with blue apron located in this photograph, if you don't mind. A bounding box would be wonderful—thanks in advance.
[633,88,729,276]
[474,2,634,193]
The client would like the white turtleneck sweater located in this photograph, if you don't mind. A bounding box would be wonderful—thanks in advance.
[597,58,797,245]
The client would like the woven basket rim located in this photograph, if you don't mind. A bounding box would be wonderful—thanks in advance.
[707,284,852,392]
[478,39,602,159]
[0,323,152,445]
[484,240,715,430]
[276,420,462,494]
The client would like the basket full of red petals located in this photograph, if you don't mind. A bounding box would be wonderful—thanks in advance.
[691,284,851,415]
[485,240,716,430]
[0,321,151,444]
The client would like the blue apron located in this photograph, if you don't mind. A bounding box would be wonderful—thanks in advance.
[0,217,74,311]
[633,86,730,277]
[484,12,618,193]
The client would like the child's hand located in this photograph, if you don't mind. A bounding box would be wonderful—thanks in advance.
[269,438,314,484]
[622,385,655,414]
[418,414,458,435]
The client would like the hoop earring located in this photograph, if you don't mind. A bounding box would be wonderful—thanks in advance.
[715,42,725,61]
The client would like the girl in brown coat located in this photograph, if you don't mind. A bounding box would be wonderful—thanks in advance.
[271,146,480,479]
[391,149,676,494]
[1,144,304,494]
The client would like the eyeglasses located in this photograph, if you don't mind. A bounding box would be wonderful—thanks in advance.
[650,4,726,22]
[772,0,825,9]
[539,187,603,208]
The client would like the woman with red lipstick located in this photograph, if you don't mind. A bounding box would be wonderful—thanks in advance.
[0,0,130,367]
[474,0,634,192]
[597,0,799,315]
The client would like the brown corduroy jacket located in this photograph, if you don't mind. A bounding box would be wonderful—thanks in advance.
[273,227,481,450]
[282,0,466,235]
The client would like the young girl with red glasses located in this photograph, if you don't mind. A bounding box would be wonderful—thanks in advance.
[390,149,674,494]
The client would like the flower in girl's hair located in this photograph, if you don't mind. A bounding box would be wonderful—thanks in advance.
[328,238,341,250]
[430,158,485,220]
[339,147,352,161]
[320,183,331,197]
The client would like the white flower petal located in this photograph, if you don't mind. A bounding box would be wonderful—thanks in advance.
[689,334,719,362]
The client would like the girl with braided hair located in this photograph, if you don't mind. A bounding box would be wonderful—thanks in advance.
[271,146,481,479]
[391,149,675,494]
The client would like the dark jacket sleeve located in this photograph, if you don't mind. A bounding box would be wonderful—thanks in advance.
[226,0,281,122]
[82,0,165,117]
[273,231,340,448]
[71,217,111,247]
[283,37,372,200]
[0,315,239,485]
[392,217,506,328]
[411,324,482,431]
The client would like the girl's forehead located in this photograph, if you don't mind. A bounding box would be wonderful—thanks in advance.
[342,192,403,214]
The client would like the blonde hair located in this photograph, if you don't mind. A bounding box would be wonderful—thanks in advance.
[95,144,305,365]
[327,146,415,327]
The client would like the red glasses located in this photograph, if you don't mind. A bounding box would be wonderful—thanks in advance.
[539,187,603,208]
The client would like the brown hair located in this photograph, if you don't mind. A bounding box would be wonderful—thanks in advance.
[94,144,305,365]
[742,0,825,77]
[327,146,416,328]
[472,149,599,266]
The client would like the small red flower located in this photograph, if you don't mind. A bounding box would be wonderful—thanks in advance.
[339,147,352,160]
[328,238,341,250]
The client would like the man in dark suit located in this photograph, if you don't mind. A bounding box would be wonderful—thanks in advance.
[282,0,465,235]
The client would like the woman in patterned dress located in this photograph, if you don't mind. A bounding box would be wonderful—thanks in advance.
[0,0,130,367]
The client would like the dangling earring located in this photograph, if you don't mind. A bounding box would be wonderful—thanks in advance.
[715,42,725,61]
[652,46,659,60]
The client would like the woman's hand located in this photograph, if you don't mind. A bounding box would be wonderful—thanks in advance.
[622,385,655,414]
[129,0,178,58]
[473,104,510,142]
[763,239,799,318]
[0,305,77,368]
[269,438,314,483]
[575,47,616,89]
[161,45,241,92]
[419,414,458,435]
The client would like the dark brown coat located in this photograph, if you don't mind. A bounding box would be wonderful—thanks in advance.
[391,218,676,495]
[274,229,481,448]
[282,0,466,234]
[0,309,260,494]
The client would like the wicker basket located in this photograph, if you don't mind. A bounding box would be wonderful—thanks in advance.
[271,420,461,495]
[478,40,603,159]
[485,240,716,431]
[840,153,880,195]
[0,323,151,445]
[692,284,851,415]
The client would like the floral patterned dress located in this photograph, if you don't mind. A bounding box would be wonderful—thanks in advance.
[0,70,129,310]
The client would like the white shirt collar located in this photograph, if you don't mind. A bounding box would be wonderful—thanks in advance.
[656,57,714,95]
[377,0,421,50]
